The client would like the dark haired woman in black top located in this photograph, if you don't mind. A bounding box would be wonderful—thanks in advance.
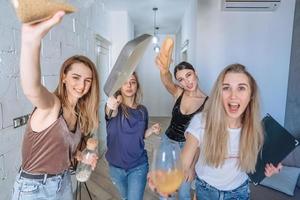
[154,36,208,200]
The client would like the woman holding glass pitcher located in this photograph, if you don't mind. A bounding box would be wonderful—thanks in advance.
[153,36,208,200]
[149,38,282,199]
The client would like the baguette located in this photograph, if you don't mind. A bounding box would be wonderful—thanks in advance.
[159,36,174,70]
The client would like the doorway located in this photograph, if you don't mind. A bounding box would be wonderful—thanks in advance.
[95,34,111,158]
[181,39,189,62]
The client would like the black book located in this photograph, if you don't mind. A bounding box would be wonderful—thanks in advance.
[247,114,299,185]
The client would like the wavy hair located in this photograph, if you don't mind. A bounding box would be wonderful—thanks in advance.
[54,55,100,136]
[203,63,263,173]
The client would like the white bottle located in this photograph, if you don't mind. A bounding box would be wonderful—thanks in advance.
[75,138,98,182]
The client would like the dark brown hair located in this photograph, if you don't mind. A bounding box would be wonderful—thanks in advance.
[173,61,195,77]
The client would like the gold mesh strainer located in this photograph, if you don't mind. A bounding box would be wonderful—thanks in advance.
[11,0,76,24]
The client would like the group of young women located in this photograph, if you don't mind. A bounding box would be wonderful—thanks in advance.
[12,11,281,200]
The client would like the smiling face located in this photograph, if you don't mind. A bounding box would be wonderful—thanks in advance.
[175,69,198,91]
[121,74,138,98]
[63,62,93,103]
[222,72,251,126]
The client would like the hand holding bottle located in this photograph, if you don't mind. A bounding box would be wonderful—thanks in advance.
[75,138,99,182]
[75,150,98,170]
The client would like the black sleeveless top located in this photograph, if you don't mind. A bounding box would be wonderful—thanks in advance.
[165,92,208,142]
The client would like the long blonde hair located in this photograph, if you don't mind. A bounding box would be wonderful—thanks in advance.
[55,55,100,136]
[203,64,263,173]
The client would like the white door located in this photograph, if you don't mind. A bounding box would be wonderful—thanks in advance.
[95,35,110,158]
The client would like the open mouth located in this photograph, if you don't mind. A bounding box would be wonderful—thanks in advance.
[186,84,193,89]
[228,103,240,113]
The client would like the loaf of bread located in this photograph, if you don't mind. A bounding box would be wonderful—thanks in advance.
[159,36,174,69]
[11,0,76,24]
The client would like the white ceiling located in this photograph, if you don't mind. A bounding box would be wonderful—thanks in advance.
[104,0,191,35]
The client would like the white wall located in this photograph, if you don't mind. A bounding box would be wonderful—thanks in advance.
[181,0,295,124]
[109,11,134,69]
[137,34,176,117]
[175,27,182,64]
[0,0,113,199]
[181,0,199,65]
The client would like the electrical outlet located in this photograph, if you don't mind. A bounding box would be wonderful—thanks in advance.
[13,114,30,128]
[13,117,21,128]
[20,115,29,125]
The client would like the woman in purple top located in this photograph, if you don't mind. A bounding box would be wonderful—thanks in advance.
[105,72,160,200]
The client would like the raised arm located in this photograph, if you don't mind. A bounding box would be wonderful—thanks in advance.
[155,36,182,98]
[20,11,65,110]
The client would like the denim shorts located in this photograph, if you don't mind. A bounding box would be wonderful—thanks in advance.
[195,177,250,200]
[11,170,73,200]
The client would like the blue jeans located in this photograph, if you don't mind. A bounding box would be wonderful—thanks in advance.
[195,177,250,200]
[109,162,148,200]
[160,134,191,200]
[11,170,72,200]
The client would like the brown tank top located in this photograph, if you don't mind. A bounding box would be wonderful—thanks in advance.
[21,110,82,174]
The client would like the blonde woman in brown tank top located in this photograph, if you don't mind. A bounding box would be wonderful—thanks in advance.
[12,12,100,200]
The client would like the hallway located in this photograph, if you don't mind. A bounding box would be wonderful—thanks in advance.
[0,1,298,200]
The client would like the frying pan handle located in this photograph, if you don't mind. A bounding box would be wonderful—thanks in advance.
[107,91,121,118]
